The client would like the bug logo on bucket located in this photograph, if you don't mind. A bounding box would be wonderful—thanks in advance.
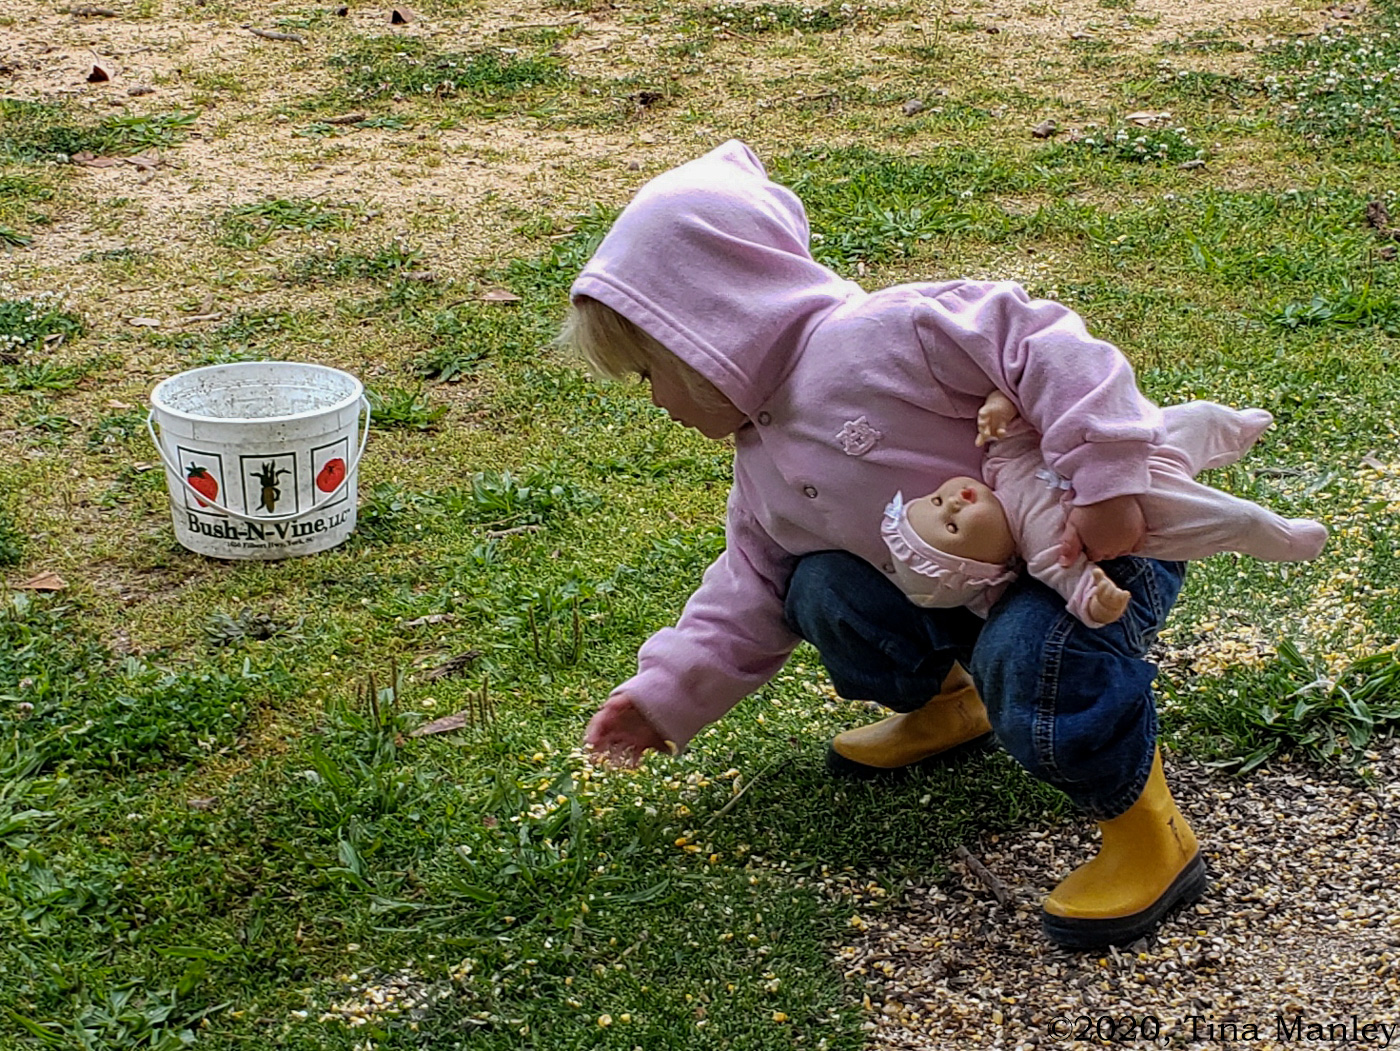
[241,452,298,517]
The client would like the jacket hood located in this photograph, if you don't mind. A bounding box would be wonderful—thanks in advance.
[569,140,862,417]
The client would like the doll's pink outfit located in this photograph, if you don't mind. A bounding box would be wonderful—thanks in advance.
[884,401,1328,627]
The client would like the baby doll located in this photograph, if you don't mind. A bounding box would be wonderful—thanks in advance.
[884,392,1328,627]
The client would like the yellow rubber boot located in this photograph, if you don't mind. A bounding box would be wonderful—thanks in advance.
[826,664,992,777]
[1041,748,1208,948]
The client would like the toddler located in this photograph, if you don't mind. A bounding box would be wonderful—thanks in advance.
[885,392,1328,626]
[558,138,1282,949]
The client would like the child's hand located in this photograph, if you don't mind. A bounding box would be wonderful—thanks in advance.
[584,693,671,768]
[1058,495,1146,565]
[1086,566,1131,625]
[975,390,1019,447]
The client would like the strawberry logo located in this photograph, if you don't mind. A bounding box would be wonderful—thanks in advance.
[315,457,346,494]
[186,464,218,507]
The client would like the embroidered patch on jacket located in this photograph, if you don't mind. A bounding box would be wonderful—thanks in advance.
[835,416,882,456]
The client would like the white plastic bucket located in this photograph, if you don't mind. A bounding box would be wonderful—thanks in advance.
[147,362,370,560]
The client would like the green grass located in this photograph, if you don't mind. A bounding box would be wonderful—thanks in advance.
[5,0,1400,1045]
[1263,4,1400,150]
[0,100,198,160]
[326,37,567,105]
[0,293,85,357]
[216,199,361,249]
[284,242,424,284]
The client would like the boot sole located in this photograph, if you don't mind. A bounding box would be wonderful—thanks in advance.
[825,731,995,780]
[1041,851,1208,950]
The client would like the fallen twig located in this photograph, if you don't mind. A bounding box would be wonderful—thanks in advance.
[248,27,306,44]
[954,845,1011,907]
[705,761,785,825]
[484,524,542,538]
[324,112,367,125]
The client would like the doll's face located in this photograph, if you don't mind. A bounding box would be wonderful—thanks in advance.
[643,353,747,439]
[905,477,1016,565]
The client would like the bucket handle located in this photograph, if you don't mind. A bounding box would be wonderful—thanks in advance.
[146,395,371,524]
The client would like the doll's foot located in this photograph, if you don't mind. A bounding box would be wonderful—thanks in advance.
[1192,405,1275,470]
[1290,520,1328,560]
[1236,408,1274,455]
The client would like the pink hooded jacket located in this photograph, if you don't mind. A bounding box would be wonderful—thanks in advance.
[570,140,1164,750]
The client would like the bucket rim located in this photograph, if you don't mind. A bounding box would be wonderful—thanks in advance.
[149,361,364,425]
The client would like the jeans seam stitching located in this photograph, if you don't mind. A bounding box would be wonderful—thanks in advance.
[1033,612,1073,781]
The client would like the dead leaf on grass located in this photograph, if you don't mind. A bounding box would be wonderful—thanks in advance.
[401,613,456,628]
[391,6,418,24]
[15,572,67,591]
[87,62,114,83]
[1126,110,1172,126]
[127,317,162,327]
[481,288,521,303]
[409,710,474,736]
[424,650,482,680]
[72,152,122,167]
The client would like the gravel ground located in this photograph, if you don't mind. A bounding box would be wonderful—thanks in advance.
[839,741,1400,1050]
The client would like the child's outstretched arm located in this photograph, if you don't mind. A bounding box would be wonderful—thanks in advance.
[586,503,800,767]
[1059,495,1148,566]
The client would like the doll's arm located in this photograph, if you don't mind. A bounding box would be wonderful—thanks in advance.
[1024,548,1129,628]
[995,452,1130,628]
[1084,566,1130,626]
[976,389,1020,447]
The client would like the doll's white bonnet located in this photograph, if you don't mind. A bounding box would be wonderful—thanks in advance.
[881,492,1018,616]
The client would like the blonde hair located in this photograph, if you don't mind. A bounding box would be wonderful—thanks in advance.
[557,295,662,380]
[558,296,733,415]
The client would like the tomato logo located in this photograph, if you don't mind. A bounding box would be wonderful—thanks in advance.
[316,457,347,493]
[186,464,218,507]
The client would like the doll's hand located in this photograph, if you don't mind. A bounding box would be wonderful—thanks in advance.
[975,391,1019,447]
[1058,495,1146,565]
[1086,566,1131,625]
[584,692,671,768]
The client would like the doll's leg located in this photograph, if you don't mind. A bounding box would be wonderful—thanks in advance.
[783,551,988,775]
[1141,472,1327,563]
[1158,402,1273,475]
[972,557,1205,947]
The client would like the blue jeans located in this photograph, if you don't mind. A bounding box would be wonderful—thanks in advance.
[783,551,1186,819]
